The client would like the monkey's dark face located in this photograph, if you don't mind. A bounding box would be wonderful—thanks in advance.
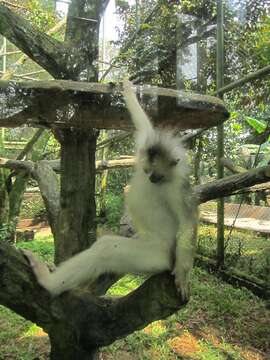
[140,144,179,184]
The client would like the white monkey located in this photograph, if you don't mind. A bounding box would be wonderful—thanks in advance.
[23,80,197,301]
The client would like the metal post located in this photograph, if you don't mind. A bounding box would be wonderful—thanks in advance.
[216,0,225,266]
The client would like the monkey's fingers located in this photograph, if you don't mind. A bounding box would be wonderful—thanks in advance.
[173,268,191,303]
[21,249,51,282]
[175,278,190,303]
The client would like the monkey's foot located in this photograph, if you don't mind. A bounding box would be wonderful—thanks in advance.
[22,249,51,288]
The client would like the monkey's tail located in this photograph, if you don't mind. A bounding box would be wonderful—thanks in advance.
[123,80,153,134]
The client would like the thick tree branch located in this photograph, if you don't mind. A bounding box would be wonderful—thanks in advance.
[195,165,270,203]
[0,243,52,329]
[1,163,270,350]
[0,157,59,234]
[32,162,59,236]
[0,242,185,348]
[0,4,69,78]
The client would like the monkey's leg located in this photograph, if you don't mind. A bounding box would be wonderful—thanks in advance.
[23,235,171,296]
[174,198,198,301]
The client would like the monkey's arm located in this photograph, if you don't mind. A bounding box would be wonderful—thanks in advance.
[174,186,198,301]
[122,80,153,134]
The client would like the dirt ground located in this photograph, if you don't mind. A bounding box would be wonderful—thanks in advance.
[17,219,52,237]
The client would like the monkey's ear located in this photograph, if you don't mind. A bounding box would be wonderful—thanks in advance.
[170,159,180,167]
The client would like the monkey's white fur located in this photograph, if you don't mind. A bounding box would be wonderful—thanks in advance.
[24,80,197,300]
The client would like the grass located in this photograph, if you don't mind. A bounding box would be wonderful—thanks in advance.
[0,229,269,359]
[198,223,270,282]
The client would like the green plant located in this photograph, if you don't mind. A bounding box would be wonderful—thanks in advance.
[0,222,16,243]
[104,193,124,231]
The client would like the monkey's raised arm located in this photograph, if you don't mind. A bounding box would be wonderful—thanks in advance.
[122,80,153,134]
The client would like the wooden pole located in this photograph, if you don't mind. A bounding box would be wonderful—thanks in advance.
[216,0,225,267]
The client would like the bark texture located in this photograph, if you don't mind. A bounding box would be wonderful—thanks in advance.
[0,4,69,78]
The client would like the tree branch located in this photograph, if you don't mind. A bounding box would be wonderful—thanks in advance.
[0,243,52,329]
[0,241,185,348]
[0,157,59,234]
[0,4,69,78]
[220,157,246,174]
[32,161,59,236]
[1,163,270,350]
[17,129,45,160]
[0,157,136,174]
[195,165,270,203]
[96,158,135,171]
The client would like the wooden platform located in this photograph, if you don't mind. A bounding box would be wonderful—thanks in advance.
[0,80,230,130]
[201,203,270,234]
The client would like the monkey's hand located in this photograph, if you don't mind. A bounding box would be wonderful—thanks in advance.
[172,264,191,303]
[22,249,52,290]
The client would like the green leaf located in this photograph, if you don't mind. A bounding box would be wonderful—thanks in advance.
[245,116,267,134]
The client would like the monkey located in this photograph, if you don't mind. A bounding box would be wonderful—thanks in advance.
[23,80,197,301]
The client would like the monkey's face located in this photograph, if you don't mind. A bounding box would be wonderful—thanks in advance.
[140,144,179,184]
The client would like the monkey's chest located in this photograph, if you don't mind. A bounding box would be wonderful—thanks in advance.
[126,182,178,240]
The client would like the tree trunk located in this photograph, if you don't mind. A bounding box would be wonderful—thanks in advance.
[49,328,99,360]
[55,128,97,263]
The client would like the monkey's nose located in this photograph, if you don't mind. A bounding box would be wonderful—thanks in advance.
[149,173,164,183]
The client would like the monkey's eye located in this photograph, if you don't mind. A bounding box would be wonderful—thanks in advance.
[169,159,179,167]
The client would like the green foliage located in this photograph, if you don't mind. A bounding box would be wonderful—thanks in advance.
[17,237,54,263]
[26,0,57,31]
[251,15,270,65]
[104,193,124,231]
[20,196,46,220]
[245,116,268,134]
[0,222,16,243]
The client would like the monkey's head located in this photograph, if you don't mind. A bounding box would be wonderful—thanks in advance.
[137,130,186,185]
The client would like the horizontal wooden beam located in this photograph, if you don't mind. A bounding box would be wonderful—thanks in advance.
[0,80,230,130]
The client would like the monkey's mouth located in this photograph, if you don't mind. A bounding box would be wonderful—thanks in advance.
[149,173,165,184]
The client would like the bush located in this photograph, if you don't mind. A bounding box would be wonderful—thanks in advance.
[104,193,124,232]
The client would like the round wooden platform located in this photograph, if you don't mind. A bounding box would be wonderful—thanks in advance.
[0,80,230,130]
